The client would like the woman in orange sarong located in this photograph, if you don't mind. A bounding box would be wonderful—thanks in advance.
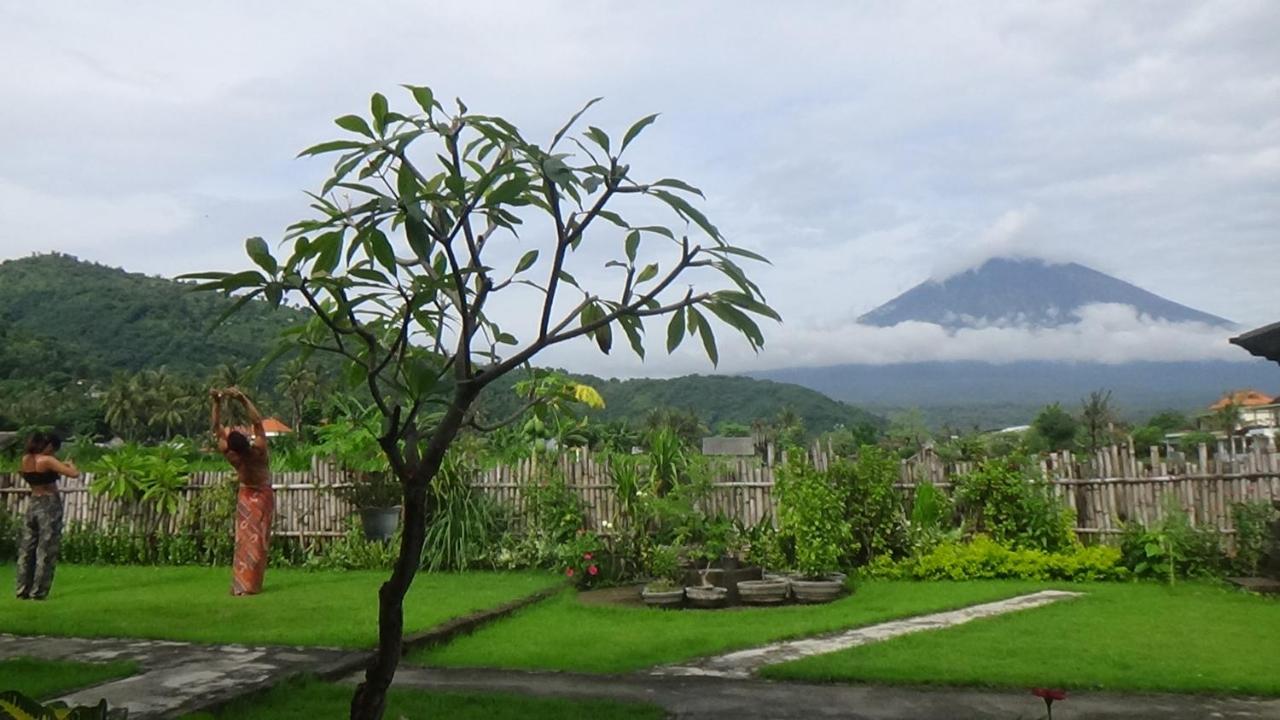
[211,387,274,596]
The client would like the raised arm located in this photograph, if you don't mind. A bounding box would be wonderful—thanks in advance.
[38,456,80,479]
[228,387,267,445]
[210,389,229,449]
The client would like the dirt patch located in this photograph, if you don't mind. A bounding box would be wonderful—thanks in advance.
[577,584,648,607]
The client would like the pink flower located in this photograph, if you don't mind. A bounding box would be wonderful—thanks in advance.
[583,552,593,560]
[1031,689,1067,702]
[565,567,575,577]
[588,565,599,576]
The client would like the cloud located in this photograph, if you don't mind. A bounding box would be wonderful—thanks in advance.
[0,1,1277,380]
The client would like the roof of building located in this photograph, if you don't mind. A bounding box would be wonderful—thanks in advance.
[1230,320,1280,365]
[262,418,292,434]
[1210,389,1275,410]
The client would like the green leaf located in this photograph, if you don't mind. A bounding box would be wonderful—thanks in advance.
[619,313,645,359]
[707,301,764,349]
[552,96,603,149]
[715,290,781,321]
[335,114,374,138]
[264,282,283,307]
[621,113,659,152]
[625,230,640,262]
[244,237,277,275]
[651,189,721,241]
[584,126,610,154]
[688,307,718,365]
[665,309,685,354]
[488,174,531,206]
[397,162,419,200]
[366,228,396,272]
[297,140,366,158]
[404,84,436,114]
[371,93,389,133]
[635,263,658,283]
[212,289,262,328]
[650,177,705,198]
[311,231,343,275]
[515,249,539,274]
[712,244,772,264]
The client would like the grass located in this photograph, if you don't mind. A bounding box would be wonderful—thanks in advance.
[763,581,1280,695]
[413,579,1051,673]
[0,565,559,648]
[180,677,664,719]
[1,657,137,699]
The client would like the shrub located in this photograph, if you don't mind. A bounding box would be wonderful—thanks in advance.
[907,479,958,554]
[420,454,506,572]
[0,506,18,561]
[1231,500,1278,576]
[831,446,907,565]
[776,455,850,578]
[559,531,604,589]
[955,460,1075,552]
[643,543,683,590]
[1119,496,1224,582]
[866,534,1126,582]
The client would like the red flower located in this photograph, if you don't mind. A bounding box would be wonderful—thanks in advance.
[588,565,599,576]
[1031,689,1067,701]
[565,567,575,577]
[583,552,593,560]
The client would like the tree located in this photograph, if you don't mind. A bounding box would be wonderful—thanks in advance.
[276,357,321,433]
[185,86,776,719]
[1079,389,1117,453]
[1213,395,1243,456]
[1030,403,1077,452]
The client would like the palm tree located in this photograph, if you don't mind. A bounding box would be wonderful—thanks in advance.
[276,358,320,433]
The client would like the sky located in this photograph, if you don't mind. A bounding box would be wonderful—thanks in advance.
[1,1,1277,377]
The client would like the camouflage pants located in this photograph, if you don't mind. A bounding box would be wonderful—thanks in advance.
[16,494,62,599]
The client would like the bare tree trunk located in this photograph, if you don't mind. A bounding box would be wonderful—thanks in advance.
[349,394,475,720]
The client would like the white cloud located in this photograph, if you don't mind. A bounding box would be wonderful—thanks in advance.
[0,1,1277,378]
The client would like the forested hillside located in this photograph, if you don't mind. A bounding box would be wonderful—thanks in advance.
[0,254,882,437]
[0,253,306,380]
[479,371,884,435]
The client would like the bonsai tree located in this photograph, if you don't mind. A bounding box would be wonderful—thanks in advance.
[185,85,775,719]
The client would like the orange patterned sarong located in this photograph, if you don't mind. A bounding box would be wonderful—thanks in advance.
[232,484,274,596]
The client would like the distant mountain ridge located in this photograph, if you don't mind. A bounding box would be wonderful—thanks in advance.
[858,257,1232,329]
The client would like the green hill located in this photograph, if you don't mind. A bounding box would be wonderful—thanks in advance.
[0,253,882,435]
[481,371,884,435]
[0,253,306,381]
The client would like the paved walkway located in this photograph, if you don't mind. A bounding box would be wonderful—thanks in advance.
[656,590,1082,678]
[387,666,1280,720]
[0,633,363,719]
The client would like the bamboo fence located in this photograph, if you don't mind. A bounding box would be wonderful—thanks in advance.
[2,443,1277,543]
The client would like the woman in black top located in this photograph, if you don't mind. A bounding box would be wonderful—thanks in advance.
[16,432,78,600]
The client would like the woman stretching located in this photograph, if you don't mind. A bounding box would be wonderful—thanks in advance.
[211,387,274,596]
[16,432,78,600]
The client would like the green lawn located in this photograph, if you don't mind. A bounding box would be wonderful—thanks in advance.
[763,582,1280,695]
[0,565,559,648]
[181,677,664,720]
[1,657,137,699]
[413,580,1050,673]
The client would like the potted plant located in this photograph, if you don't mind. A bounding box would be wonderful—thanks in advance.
[738,528,790,604]
[685,535,730,609]
[314,406,403,541]
[777,456,850,603]
[641,543,685,608]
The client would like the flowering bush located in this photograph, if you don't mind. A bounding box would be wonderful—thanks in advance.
[865,535,1126,582]
[559,530,604,589]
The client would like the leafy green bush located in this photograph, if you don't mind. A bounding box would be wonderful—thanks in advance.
[955,460,1075,552]
[303,522,398,571]
[1120,496,1224,582]
[776,455,850,578]
[907,479,959,554]
[0,690,122,719]
[1231,501,1278,576]
[421,454,506,572]
[831,446,907,565]
[643,543,684,589]
[0,506,18,561]
[89,444,190,515]
[866,534,1126,582]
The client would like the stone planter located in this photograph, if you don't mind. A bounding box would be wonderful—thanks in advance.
[790,576,845,604]
[685,585,729,609]
[359,506,401,541]
[682,566,761,604]
[737,578,790,605]
[641,584,685,609]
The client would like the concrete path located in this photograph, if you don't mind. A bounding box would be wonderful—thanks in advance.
[388,666,1280,720]
[655,590,1082,679]
[0,633,363,719]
